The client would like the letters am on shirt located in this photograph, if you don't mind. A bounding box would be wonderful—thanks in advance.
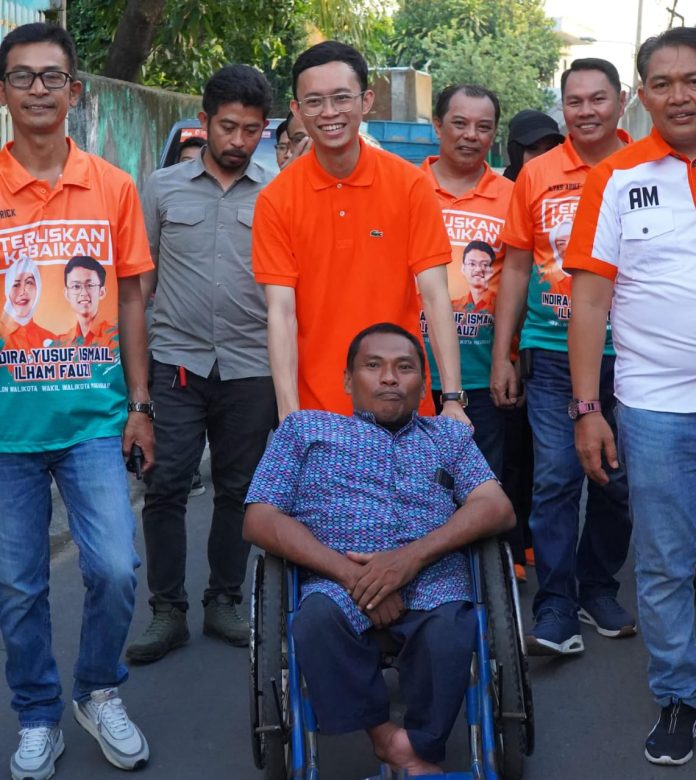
[0,219,120,391]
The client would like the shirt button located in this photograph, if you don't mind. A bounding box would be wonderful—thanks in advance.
[339,210,346,217]
[642,227,648,234]
[40,188,46,194]
[336,183,342,189]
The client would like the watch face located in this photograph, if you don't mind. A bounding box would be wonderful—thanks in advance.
[568,401,578,420]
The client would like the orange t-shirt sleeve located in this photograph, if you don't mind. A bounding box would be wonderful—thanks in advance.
[564,163,619,281]
[407,173,452,276]
[252,190,298,288]
[501,166,534,251]
[114,176,155,278]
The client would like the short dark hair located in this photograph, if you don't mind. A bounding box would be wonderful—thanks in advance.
[434,84,501,126]
[561,58,621,96]
[178,137,205,155]
[64,256,106,286]
[0,22,78,78]
[637,27,696,82]
[346,322,426,378]
[463,240,495,264]
[202,64,272,119]
[275,119,288,143]
[292,40,368,98]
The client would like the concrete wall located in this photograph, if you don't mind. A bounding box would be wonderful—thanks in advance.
[620,93,652,140]
[68,72,202,190]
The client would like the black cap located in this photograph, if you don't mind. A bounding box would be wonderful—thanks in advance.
[508,110,564,147]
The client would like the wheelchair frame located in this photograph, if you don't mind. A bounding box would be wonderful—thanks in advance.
[249,538,533,780]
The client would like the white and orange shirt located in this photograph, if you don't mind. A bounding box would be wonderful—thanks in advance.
[564,128,696,413]
[501,132,631,353]
[420,158,513,390]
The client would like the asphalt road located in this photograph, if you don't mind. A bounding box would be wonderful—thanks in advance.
[0,463,691,780]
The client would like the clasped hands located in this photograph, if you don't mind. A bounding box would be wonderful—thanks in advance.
[342,547,421,629]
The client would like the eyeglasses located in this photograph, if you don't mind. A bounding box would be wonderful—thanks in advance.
[4,70,72,90]
[463,260,492,271]
[67,282,100,293]
[296,91,364,117]
[274,143,289,153]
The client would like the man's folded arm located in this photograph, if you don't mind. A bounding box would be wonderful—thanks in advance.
[243,502,360,592]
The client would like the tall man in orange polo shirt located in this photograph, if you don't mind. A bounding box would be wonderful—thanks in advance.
[490,58,634,657]
[421,84,513,478]
[0,22,153,780]
[252,40,468,424]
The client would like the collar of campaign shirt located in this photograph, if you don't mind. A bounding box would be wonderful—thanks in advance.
[562,128,633,173]
[304,136,377,191]
[421,155,504,201]
[0,137,90,194]
[353,408,419,434]
[188,145,267,186]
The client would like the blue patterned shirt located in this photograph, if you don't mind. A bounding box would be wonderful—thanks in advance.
[246,410,495,633]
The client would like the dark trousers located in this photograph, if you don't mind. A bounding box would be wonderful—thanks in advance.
[292,594,476,764]
[501,405,534,565]
[143,360,276,609]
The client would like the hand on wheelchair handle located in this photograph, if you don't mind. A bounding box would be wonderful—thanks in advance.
[346,548,420,611]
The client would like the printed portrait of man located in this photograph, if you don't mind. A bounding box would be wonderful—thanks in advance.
[452,240,495,312]
[59,255,118,351]
[545,220,573,297]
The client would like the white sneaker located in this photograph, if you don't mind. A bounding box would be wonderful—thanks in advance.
[11,726,64,780]
[72,688,149,770]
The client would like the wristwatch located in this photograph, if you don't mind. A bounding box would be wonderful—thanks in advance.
[127,400,155,421]
[440,390,468,409]
[567,399,601,420]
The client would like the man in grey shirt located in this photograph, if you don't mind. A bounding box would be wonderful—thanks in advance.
[127,64,277,663]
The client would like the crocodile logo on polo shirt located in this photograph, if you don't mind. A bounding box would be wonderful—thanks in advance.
[369,229,383,238]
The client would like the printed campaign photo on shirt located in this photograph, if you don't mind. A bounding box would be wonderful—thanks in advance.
[0,220,121,393]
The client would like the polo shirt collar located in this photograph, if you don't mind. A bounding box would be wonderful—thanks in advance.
[422,156,500,200]
[306,137,376,190]
[192,146,267,184]
[0,137,90,194]
[648,126,692,163]
[562,129,633,172]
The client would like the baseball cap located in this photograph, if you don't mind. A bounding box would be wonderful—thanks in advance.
[508,110,564,147]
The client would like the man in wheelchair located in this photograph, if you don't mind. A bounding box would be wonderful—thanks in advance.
[244,322,515,776]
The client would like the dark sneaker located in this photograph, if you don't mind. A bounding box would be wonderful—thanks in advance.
[73,688,149,770]
[578,595,637,638]
[526,606,584,656]
[125,604,189,663]
[190,469,205,497]
[203,594,249,647]
[645,700,696,765]
[11,727,64,780]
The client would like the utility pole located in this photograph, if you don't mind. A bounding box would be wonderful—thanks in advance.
[633,0,644,88]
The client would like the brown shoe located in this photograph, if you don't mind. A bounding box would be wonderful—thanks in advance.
[126,604,189,663]
[203,595,249,647]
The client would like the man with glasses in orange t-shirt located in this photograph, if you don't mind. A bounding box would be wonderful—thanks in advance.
[252,40,469,426]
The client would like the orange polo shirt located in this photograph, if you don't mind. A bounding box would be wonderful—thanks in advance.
[0,138,153,452]
[420,157,513,389]
[252,141,451,415]
[501,131,631,352]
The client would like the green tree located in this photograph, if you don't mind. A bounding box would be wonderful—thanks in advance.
[67,0,394,109]
[390,0,560,131]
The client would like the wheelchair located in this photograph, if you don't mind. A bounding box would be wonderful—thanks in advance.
[248,537,534,779]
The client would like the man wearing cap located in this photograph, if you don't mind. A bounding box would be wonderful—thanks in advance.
[491,58,634,657]
[503,110,565,181]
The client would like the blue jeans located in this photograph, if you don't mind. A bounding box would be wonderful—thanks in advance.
[432,388,505,479]
[616,403,696,708]
[525,350,631,618]
[0,437,139,727]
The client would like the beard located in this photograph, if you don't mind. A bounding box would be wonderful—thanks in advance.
[208,145,249,172]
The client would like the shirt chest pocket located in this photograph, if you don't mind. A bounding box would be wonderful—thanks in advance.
[164,206,206,233]
[237,206,254,228]
[619,207,677,275]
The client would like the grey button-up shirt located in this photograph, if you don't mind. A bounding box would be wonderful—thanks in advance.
[142,154,273,380]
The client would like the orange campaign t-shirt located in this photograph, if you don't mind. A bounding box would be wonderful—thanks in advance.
[0,138,153,452]
[420,157,513,390]
[501,131,631,353]
[252,140,452,416]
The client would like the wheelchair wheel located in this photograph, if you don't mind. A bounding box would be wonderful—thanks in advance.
[248,554,291,779]
[480,538,534,780]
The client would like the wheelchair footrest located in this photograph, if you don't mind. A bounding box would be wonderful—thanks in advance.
[364,768,474,779]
